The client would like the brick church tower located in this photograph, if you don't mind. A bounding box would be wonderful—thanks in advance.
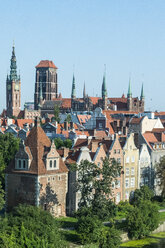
[6,44,21,117]
[34,60,58,110]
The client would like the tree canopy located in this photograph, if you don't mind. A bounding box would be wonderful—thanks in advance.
[54,105,60,123]
[0,204,67,248]
[0,133,19,188]
[156,155,165,197]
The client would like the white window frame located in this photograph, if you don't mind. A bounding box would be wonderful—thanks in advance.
[125,178,129,188]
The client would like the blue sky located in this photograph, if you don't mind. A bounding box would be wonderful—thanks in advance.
[1,0,165,112]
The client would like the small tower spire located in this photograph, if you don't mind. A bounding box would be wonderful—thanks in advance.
[127,77,132,98]
[140,83,144,100]
[102,65,107,98]
[10,42,17,80]
[83,81,86,99]
[71,74,76,99]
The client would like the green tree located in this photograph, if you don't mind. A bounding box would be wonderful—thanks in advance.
[0,182,4,211]
[77,215,102,244]
[76,160,98,209]
[75,158,121,220]
[129,185,154,205]
[99,227,121,248]
[156,155,165,197]
[65,114,71,123]
[92,157,121,220]
[126,200,159,239]
[63,139,72,149]
[0,204,67,248]
[0,133,19,188]
[54,104,60,123]
[54,137,64,149]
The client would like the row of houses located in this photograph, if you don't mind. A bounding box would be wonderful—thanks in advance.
[5,111,165,216]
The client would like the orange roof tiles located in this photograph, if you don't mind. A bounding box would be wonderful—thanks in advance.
[77,115,91,125]
[16,119,34,129]
[36,60,58,69]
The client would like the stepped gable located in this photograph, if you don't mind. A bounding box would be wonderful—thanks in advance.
[25,124,51,175]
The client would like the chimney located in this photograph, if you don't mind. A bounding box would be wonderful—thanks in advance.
[64,121,68,131]
[35,117,40,127]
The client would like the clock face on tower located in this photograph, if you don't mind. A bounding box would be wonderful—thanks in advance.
[8,84,11,90]
[15,84,19,91]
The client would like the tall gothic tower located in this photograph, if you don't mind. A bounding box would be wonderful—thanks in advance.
[6,45,21,117]
[34,60,58,110]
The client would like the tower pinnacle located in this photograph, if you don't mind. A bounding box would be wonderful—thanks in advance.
[102,66,107,98]
[127,78,132,98]
[140,83,144,100]
[71,74,76,99]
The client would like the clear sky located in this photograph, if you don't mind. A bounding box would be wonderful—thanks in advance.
[1,0,165,112]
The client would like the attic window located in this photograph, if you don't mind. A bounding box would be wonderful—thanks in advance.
[54,160,56,168]
[50,160,52,168]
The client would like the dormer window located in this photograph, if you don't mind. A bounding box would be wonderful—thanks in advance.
[16,159,28,170]
[54,160,56,168]
[50,160,52,168]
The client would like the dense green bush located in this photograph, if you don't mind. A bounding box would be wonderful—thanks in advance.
[77,215,102,244]
[99,227,121,248]
[129,186,154,205]
[126,200,159,239]
[0,204,68,248]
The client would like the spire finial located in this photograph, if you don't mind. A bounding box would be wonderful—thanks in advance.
[127,76,132,98]
[140,83,144,100]
[71,73,76,99]
[102,65,107,98]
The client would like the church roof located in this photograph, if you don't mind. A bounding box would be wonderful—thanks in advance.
[36,60,58,69]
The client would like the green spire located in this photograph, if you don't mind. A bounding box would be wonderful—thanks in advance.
[140,83,144,99]
[71,74,76,99]
[102,69,107,98]
[127,78,132,98]
[10,43,18,81]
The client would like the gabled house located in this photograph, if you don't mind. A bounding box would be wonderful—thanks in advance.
[5,118,68,216]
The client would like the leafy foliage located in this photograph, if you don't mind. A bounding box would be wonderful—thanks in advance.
[129,185,154,205]
[54,138,72,149]
[126,200,159,239]
[65,114,71,123]
[156,155,165,197]
[99,227,121,248]
[0,182,4,211]
[77,215,102,244]
[75,158,121,221]
[54,104,60,123]
[0,204,68,248]
[0,133,19,188]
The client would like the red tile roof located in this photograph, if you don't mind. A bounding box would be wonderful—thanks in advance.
[61,98,71,109]
[15,119,34,129]
[130,117,143,124]
[77,115,91,125]
[36,60,58,69]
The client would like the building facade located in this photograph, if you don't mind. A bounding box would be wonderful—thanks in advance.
[5,118,68,216]
[34,60,58,110]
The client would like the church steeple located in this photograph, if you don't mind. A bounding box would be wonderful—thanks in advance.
[127,78,132,98]
[83,82,86,99]
[140,83,144,100]
[102,69,107,98]
[71,74,76,99]
[10,43,18,81]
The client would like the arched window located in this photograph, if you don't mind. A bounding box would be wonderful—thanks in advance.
[54,160,56,168]
[50,160,52,168]
[19,160,21,169]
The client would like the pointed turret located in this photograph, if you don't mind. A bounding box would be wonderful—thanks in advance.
[140,84,144,100]
[127,78,132,98]
[71,74,76,99]
[83,82,86,99]
[102,71,107,98]
[10,43,18,81]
